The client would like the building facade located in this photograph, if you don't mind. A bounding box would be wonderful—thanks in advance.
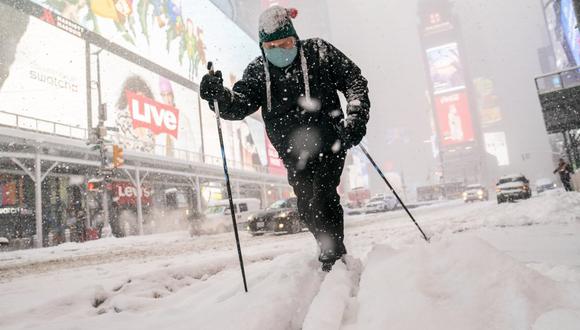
[0,0,292,249]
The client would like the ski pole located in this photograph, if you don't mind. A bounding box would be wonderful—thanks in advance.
[357,143,430,242]
[207,62,249,292]
[335,124,430,242]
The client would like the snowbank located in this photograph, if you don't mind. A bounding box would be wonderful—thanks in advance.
[0,251,325,330]
[428,191,580,237]
[352,236,580,330]
[1,192,580,329]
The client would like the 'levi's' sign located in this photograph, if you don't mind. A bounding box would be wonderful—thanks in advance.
[127,91,179,138]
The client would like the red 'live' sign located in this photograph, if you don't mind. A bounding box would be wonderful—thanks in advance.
[127,91,179,138]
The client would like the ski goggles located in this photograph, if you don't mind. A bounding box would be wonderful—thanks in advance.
[262,36,296,50]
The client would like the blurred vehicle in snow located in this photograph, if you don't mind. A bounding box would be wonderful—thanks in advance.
[342,202,364,216]
[496,174,531,204]
[535,178,558,194]
[246,198,303,236]
[191,198,261,235]
[364,195,398,213]
[347,187,371,208]
[462,184,489,202]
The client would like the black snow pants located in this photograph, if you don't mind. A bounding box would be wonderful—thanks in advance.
[561,177,573,191]
[285,151,347,254]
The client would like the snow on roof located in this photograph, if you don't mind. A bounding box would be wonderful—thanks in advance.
[500,173,525,179]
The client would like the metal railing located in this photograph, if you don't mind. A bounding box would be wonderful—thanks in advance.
[0,110,272,174]
[0,110,87,140]
[535,65,580,94]
[106,132,270,174]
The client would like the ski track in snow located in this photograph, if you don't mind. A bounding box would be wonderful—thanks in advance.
[1,192,580,329]
[302,255,364,330]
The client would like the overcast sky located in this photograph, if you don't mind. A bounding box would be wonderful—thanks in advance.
[290,0,555,192]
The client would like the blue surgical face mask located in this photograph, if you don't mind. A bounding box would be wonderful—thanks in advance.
[264,46,298,68]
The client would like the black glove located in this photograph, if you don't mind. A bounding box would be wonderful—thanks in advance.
[344,102,368,147]
[200,71,225,101]
[336,115,366,150]
[345,115,366,146]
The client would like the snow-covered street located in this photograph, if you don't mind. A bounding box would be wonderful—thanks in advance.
[1,0,579,329]
[1,192,580,330]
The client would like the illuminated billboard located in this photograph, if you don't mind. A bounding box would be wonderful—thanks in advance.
[560,0,580,66]
[30,0,259,83]
[99,49,202,157]
[266,137,286,176]
[426,43,465,95]
[347,146,369,190]
[241,117,268,170]
[434,92,474,145]
[112,181,152,206]
[473,77,502,126]
[0,2,86,129]
[543,0,571,69]
[199,104,270,172]
[484,132,510,166]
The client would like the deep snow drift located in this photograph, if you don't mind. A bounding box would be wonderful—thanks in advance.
[352,237,580,330]
[0,192,579,330]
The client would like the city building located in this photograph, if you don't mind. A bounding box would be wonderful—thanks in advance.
[0,0,292,248]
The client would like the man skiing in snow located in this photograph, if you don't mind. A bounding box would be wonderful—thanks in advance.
[200,6,370,270]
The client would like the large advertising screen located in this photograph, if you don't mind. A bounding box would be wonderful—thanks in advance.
[266,134,286,176]
[0,2,86,130]
[543,0,571,69]
[31,0,259,83]
[347,146,369,190]
[199,102,270,172]
[241,116,268,171]
[99,49,202,158]
[484,132,510,166]
[473,77,502,127]
[426,43,466,95]
[560,0,580,66]
[434,92,474,145]
[209,0,332,42]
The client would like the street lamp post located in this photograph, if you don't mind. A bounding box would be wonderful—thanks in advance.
[92,48,111,233]
[440,149,447,199]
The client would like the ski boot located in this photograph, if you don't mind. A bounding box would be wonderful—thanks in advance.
[319,241,347,272]
[320,252,339,272]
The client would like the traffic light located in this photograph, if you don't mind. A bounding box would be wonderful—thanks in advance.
[87,179,103,191]
[113,144,124,168]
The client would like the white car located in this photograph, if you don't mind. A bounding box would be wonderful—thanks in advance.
[496,174,531,204]
[535,178,557,194]
[364,196,398,213]
[462,184,489,202]
[190,198,261,235]
[342,203,364,216]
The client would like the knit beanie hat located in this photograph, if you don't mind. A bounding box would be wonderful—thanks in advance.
[258,6,299,43]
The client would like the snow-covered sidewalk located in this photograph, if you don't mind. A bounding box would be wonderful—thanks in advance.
[1,192,579,329]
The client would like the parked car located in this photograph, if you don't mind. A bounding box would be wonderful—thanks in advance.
[342,202,364,216]
[462,184,489,202]
[246,198,303,236]
[364,195,398,214]
[535,178,558,194]
[190,198,261,235]
[496,174,531,204]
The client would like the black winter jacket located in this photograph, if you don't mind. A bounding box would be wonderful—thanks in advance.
[210,38,370,165]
